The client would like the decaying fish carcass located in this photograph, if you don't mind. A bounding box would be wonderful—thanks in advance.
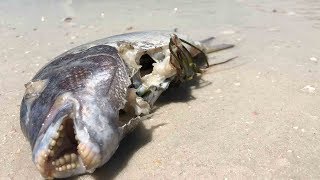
[20,31,234,179]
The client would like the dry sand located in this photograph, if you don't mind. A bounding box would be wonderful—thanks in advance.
[1,0,320,179]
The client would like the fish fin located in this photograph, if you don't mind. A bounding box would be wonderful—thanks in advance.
[199,37,215,44]
[209,56,238,67]
[119,113,153,139]
[119,116,142,139]
[199,36,234,53]
[204,44,234,54]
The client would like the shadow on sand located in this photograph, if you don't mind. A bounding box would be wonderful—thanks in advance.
[67,76,212,180]
[93,123,166,180]
[156,76,211,106]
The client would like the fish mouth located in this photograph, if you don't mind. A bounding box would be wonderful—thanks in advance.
[35,116,101,178]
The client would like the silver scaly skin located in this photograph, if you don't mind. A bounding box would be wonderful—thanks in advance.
[20,31,233,178]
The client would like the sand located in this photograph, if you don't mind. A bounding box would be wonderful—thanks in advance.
[0,0,319,179]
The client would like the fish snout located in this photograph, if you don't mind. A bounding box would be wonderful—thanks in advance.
[31,93,104,178]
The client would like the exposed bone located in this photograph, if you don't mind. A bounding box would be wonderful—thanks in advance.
[117,42,143,76]
[151,52,176,78]
[124,88,151,116]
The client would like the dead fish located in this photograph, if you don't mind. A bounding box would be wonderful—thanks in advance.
[20,30,234,179]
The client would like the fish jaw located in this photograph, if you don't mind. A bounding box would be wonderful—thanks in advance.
[30,92,87,178]
[33,115,87,178]
[33,117,100,178]
[19,44,131,178]
[32,92,121,178]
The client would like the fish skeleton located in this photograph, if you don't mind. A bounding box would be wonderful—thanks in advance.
[20,30,234,179]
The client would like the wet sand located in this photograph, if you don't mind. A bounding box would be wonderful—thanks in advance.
[1,0,319,179]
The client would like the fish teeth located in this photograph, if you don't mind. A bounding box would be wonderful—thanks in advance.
[85,150,95,165]
[55,159,60,166]
[51,153,80,172]
[71,163,76,169]
[91,156,101,167]
[78,143,85,151]
[54,163,78,172]
[77,143,101,169]
[59,157,66,165]
[71,153,77,162]
[78,144,88,159]
[36,150,49,177]
[47,127,63,159]
[50,140,56,146]
[49,150,54,157]
[45,120,83,173]
[38,150,48,165]
[61,165,66,171]
[59,124,64,131]
[52,132,59,139]
[64,154,71,163]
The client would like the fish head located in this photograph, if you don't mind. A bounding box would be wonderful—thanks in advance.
[20,45,129,178]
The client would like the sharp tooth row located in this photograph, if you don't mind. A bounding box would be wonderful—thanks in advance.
[48,124,65,157]
[55,162,80,171]
[36,150,49,175]
[39,150,49,165]
[52,124,64,140]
